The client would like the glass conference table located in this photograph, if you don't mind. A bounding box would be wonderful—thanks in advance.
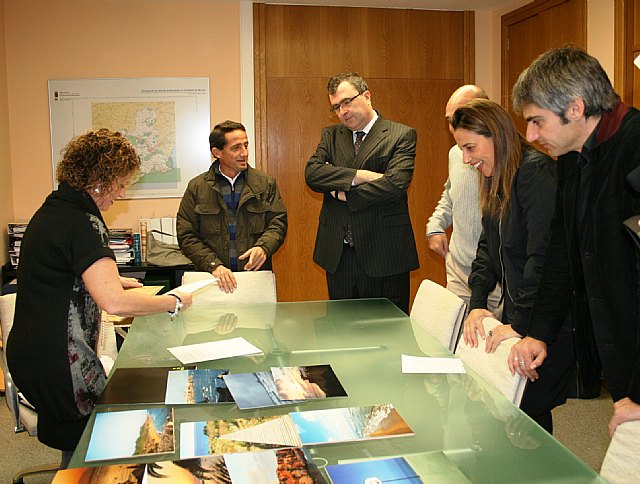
[70,298,602,483]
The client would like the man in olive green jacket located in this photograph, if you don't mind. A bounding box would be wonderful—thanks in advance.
[177,120,287,293]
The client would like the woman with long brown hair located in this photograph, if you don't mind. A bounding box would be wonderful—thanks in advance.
[453,99,574,433]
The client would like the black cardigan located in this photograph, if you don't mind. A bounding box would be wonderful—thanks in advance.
[468,144,557,338]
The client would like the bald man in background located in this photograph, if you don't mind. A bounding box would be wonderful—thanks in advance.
[427,85,502,315]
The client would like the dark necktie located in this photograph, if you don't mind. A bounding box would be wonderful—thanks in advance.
[345,131,365,247]
[354,130,365,155]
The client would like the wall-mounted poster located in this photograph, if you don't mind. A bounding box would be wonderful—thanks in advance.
[48,78,210,199]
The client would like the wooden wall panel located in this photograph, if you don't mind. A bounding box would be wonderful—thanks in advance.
[502,0,586,132]
[267,78,331,301]
[256,4,472,306]
[263,5,466,80]
[625,0,640,108]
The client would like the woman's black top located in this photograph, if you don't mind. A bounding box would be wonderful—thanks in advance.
[7,183,114,450]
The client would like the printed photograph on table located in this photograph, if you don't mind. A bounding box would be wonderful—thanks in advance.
[97,366,194,405]
[180,415,301,459]
[86,408,175,462]
[223,370,304,410]
[290,404,414,446]
[52,448,327,483]
[165,368,233,404]
[271,364,347,400]
[325,456,423,483]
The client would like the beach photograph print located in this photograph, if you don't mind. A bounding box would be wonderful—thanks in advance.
[224,448,326,483]
[325,456,423,483]
[180,415,301,459]
[165,369,233,404]
[86,408,175,462]
[290,404,414,446]
[53,449,327,483]
[223,371,303,410]
[271,364,347,401]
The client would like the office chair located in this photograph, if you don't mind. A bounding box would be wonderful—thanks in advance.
[455,316,527,406]
[0,293,59,484]
[410,279,466,352]
[600,419,640,483]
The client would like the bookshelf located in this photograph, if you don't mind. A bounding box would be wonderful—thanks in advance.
[1,262,194,295]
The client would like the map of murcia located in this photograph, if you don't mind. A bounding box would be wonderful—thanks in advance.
[92,102,178,186]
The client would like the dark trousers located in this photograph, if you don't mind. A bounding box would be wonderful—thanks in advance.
[326,244,410,314]
[519,314,575,434]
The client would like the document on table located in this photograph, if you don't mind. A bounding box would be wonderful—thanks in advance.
[168,337,263,364]
[401,354,466,374]
[172,278,219,294]
[183,270,277,306]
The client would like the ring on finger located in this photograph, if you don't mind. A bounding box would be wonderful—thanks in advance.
[488,330,493,337]
[514,356,519,361]
[519,361,525,367]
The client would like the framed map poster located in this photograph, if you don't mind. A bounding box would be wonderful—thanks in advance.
[48,77,210,198]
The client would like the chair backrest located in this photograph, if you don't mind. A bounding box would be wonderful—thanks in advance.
[0,292,17,348]
[410,279,466,352]
[454,317,527,406]
[600,419,640,483]
[0,293,39,435]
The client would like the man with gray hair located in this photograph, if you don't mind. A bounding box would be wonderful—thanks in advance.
[305,72,419,314]
[507,46,640,434]
[427,85,501,316]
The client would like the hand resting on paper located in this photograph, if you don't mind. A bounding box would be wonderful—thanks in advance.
[213,265,237,293]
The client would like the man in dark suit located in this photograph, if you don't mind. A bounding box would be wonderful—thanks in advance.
[305,72,419,314]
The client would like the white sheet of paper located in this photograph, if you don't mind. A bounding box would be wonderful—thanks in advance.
[635,54,640,70]
[401,354,466,374]
[173,278,218,294]
[168,337,263,364]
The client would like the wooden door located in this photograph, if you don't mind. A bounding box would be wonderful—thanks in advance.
[617,0,640,108]
[502,0,587,131]
[254,4,473,306]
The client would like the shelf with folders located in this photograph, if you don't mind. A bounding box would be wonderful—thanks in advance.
[108,228,135,265]
[7,222,28,268]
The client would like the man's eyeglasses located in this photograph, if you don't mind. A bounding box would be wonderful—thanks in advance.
[330,93,362,112]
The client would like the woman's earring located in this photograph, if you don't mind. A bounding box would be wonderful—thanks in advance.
[93,187,100,194]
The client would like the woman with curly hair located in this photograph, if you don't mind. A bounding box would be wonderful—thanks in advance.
[7,129,192,467]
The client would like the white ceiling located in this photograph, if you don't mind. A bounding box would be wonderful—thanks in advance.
[249,0,520,12]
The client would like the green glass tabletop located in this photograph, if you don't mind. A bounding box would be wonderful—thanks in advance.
[70,298,602,483]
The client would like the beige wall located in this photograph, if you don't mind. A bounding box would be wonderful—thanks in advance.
[0,0,13,267]
[476,0,533,100]
[4,0,242,235]
[588,0,615,79]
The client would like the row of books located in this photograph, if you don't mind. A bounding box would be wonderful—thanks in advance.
[108,228,136,264]
[7,216,178,268]
[7,222,27,268]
